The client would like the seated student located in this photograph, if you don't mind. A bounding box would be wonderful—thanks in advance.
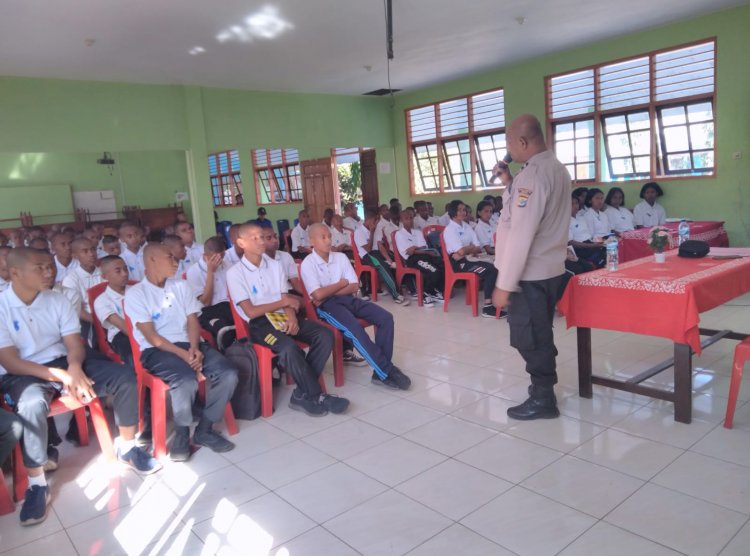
[443,200,500,318]
[27,238,49,251]
[604,187,635,233]
[100,234,122,257]
[413,200,438,230]
[175,221,204,267]
[8,229,25,249]
[50,232,79,284]
[0,248,160,525]
[290,210,313,259]
[163,235,189,278]
[569,197,605,268]
[389,197,402,211]
[583,188,613,239]
[0,246,11,292]
[374,205,401,258]
[572,187,589,215]
[322,208,335,232]
[354,210,409,305]
[342,202,362,231]
[302,224,411,390]
[633,181,667,228]
[330,214,352,253]
[474,201,496,255]
[224,224,244,265]
[62,239,103,342]
[437,202,452,226]
[227,222,347,416]
[262,228,303,294]
[93,255,135,365]
[185,236,235,349]
[26,227,46,245]
[394,211,444,307]
[253,207,274,229]
[491,195,503,228]
[124,244,238,461]
[119,222,145,281]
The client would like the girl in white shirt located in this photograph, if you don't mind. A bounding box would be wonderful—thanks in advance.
[633,182,667,228]
[572,187,589,217]
[604,187,635,233]
[474,201,496,255]
[583,188,612,239]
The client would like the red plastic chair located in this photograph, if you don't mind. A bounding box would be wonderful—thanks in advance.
[123,315,238,459]
[440,232,480,317]
[422,224,445,244]
[390,230,424,307]
[724,338,750,428]
[350,231,378,301]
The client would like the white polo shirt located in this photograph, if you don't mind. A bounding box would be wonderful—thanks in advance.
[184,242,204,268]
[93,285,129,343]
[120,246,145,282]
[605,206,635,233]
[394,228,427,261]
[569,215,593,242]
[633,200,667,227]
[173,258,189,280]
[583,209,612,238]
[290,224,310,252]
[274,250,299,281]
[62,265,103,312]
[0,288,79,374]
[54,256,79,284]
[300,250,357,295]
[353,226,371,258]
[331,227,352,250]
[374,219,400,251]
[413,214,438,230]
[0,278,8,293]
[474,220,496,249]
[226,254,287,322]
[225,247,242,266]
[342,216,362,231]
[438,213,451,227]
[186,258,230,305]
[124,278,202,351]
[443,220,479,255]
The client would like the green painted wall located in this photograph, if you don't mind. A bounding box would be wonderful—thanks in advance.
[392,5,750,246]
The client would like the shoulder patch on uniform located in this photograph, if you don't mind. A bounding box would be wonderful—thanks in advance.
[517,188,533,208]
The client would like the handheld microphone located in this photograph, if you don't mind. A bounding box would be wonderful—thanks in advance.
[489,153,513,184]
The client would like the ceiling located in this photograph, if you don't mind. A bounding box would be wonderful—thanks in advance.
[0,0,744,96]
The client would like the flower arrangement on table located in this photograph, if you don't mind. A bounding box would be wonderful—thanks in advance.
[647,226,671,253]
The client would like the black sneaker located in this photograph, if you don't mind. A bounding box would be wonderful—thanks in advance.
[387,367,412,390]
[19,485,50,526]
[119,446,162,474]
[65,416,82,446]
[43,446,59,473]
[136,427,152,448]
[319,394,350,414]
[288,390,328,417]
[431,291,444,301]
[343,350,368,367]
[422,295,435,308]
[482,305,498,318]
[193,429,235,453]
[169,427,191,462]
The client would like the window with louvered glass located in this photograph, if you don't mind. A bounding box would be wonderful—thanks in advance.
[252,148,302,204]
[208,150,243,207]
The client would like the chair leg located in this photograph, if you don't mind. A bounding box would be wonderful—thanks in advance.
[443,278,454,312]
[223,403,239,436]
[75,406,90,447]
[415,273,424,307]
[470,279,479,317]
[12,444,27,503]
[88,399,115,462]
[255,348,275,418]
[724,359,745,429]
[151,387,168,460]
[137,381,146,434]
[333,330,345,387]
[0,465,14,515]
[369,270,378,301]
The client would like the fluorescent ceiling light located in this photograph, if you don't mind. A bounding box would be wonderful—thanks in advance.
[216,5,294,43]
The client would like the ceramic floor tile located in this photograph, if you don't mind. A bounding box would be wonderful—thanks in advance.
[455,433,563,483]
[521,455,644,518]
[605,483,747,556]
[559,521,683,556]
[409,357,480,382]
[396,459,512,520]
[387,373,445,399]
[0,529,76,556]
[461,486,597,556]
[345,437,446,487]
[505,414,605,453]
[329,382,400,417]
[357,398,443,435]
[407,523,514,556]
[691,425,750,467]
[302,419,394,460]
[272,526,359,555]
[219,420,296,462]
[612,405,716,449]
[450,368,527,394]
[557,392,644,427]
[324,490,452,556]
[571,429,684,480]
[402,415,496,456]
[450,395,517,431]
[647,393,732,424]
[408,382,486,412]
[235,440,336,490]
[720,519,750,556]
[144,528,206,556]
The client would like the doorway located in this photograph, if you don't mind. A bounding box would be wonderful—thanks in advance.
[332,147,378,217]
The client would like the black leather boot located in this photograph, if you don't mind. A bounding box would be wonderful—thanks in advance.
[507,385,560,420]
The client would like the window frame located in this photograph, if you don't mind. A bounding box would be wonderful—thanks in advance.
[405,87,507,196]
[252,148,303,205]
[545,37,716,184]
[208,150,243,208]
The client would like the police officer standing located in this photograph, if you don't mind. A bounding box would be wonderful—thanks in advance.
[492,114,571,420]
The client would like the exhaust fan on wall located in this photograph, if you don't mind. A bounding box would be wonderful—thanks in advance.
[97,151,116,175]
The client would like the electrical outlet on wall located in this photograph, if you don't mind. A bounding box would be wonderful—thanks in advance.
[733,152,742,160]
[175,192,188,202]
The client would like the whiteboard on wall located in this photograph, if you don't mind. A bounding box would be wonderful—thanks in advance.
[73,190,118,221]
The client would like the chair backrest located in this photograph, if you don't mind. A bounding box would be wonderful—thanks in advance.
[294,264,322,322]
[227,292,250,340]
[423,225,445,251]
[87,282,121,363]
[122,313,147,379]
[349,230,365,268]
[390,230,408,272]
[439,231,456,277]
[283,229,293,253]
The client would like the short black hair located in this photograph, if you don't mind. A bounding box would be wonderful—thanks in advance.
[99,255,124,271]
[585,188,604,207]
[204,236,226,253]
[605,187,626,206]
[389,198,400,205]
[477,200,493,216]
[102,234,119,245]
[447,200,464,219]
[640,181,664,199]
[413,200,427,209]
[572,187,589,199]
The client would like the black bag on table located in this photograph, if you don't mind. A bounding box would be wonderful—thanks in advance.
[678,240,710,258]
[223,338,263,420]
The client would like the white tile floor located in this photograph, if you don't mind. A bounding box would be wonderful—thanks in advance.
[2,292,750,555]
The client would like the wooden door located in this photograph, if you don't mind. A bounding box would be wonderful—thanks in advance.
[301,157,338,223]
[360,149,379,214]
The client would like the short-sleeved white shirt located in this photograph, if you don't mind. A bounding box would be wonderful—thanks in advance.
[331,227,351,249]
[186,258,230,305]
[226,254,287,322]
[0,288,80,374]
[93,285,129,343]
[605,206,635,233]
[633,200,667,227]
[353,226,371,258]
[583,209,612,238]
[0,278,8,293]
[443,220,479,255]
[413,214,438,230]
[342,216,362,231]
[54,256,79,285]
[120,246,145,282]
[474,220,496,249]
[124,278,202,351]
[184,242,204,268]
[437,213,452,227]
[300,250,357,295]
[374,219,400,251]
[291,224,310,252]
[62,265,103,312]
[274,250,299,281]
[225,247,242,266]
[394,228,427,261]
[569,215,593,242]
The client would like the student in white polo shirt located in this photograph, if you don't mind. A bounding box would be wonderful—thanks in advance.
[329,214,353,254]
[124,244,238,462]
[93,256,135,365]
[186,236,235,349]
[0,248,159,525]
[413,200,438,231]
[342,202,362,231]
[163,235,190,279]
[302,224,411,390]
[290,210,313,259]
[227,222,347,416]
[354,210,408,305]
[0,246,11,292]
[394,210,444,307]
[119,222,145,282]
[474,201,497,256]
[50,232,79,284]
[224,224,243,266]
[62,238,103,342]
[175,222,204,267]
[262,228,303,294]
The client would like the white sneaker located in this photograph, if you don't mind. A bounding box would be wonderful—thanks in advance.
[394,295,410,307]
[423,296,435,308]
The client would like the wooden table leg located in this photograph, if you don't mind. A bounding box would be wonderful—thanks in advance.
[578,327,592,398]
[673,342,692,423]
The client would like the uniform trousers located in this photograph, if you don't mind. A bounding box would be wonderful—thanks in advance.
[0,356,138,468]
[363,251,400,298]
[405,254,444,295]
[507,274,568,388]
[248,317,333,398]
[0,410,22,467]
[140,343,238,428]
[317,295,395,380]
[452,258,498,300]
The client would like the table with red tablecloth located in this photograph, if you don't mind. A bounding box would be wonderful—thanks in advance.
[559,249,750,422]
[619,221,729,262]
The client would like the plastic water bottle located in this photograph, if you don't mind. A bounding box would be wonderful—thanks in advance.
[678,219,690,245]
[606,237,619,271]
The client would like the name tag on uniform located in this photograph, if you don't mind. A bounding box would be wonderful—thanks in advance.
[517,188,532,208]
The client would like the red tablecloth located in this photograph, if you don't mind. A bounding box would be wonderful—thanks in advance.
[619,221,728,262]
[559,251,750,353]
